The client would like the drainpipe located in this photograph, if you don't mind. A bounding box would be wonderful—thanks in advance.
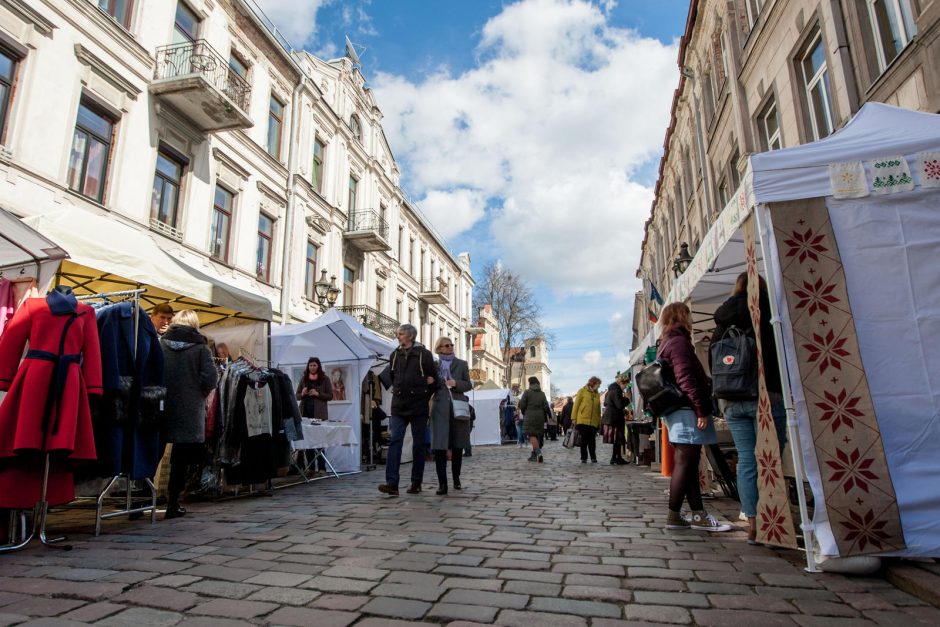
[279,74,306,325]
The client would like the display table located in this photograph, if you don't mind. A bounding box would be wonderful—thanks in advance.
[289,421,357,481]
[625,421,655,465]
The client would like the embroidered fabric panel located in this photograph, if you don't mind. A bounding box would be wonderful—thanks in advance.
[743,214,798,548]
[770,199,906,556]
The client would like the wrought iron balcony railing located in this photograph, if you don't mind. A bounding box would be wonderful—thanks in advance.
[337,305,400,338]
[346,209,389,241]
[154,39,251,113]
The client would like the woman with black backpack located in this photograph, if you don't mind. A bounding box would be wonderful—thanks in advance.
[711,273,788,544]
[657,303,730,532]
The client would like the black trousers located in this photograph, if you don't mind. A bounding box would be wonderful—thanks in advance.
[577,425,597,461]
[434,448,463,487]
[167,442,204,506]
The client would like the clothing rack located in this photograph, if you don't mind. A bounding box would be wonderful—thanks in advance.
[75,289,157,536]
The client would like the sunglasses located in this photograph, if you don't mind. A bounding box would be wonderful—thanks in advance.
[439,344,453,348]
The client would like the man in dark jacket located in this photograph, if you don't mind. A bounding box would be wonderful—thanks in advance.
[560,397,574,435]
[603,374,630,465]
[378,323,437,496]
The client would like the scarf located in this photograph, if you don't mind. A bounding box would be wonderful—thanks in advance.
[438,354,454,381]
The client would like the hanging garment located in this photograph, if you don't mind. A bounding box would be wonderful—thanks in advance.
[92,302,165,480]
[0,278,13,337]
[0,287,103,508]
[243,373,273,437]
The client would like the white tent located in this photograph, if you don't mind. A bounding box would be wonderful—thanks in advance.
[467,388,510,446]
[641,103,940,570]
[270,309,397,472]
[0,207,68,290]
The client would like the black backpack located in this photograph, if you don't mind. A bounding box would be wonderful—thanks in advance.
[635,340,687,417]
[710,326,758,400]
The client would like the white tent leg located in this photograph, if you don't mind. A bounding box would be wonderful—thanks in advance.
[755,204,820,573]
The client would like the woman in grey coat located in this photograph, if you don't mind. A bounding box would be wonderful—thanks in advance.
[160,310,218,519]
[430,336,473,495]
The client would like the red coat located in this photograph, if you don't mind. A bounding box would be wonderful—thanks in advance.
[0,293,102,507]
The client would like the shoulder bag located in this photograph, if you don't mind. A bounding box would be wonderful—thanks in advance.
[635,339,686,417]
[449,387,472,421]
[710,326,758,400]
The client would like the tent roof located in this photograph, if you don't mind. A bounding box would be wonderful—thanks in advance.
[270,308,396,367]
[0,207,68,271]
[24,207,272,321]
[751,103,940,203]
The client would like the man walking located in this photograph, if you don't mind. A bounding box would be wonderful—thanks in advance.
[378,324,437,496]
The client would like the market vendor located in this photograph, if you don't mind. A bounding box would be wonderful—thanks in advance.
[148,303,174,336]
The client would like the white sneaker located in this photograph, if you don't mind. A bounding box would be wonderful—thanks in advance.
[689,511,732,532]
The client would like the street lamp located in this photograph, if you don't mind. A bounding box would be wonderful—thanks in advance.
[326,275,341,306]
[672,243,693,278]
[313,270,342,308]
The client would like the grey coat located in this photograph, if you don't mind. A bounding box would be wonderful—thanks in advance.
[519,383,549,436]
[430,357,473,451]
[160,325,218,444]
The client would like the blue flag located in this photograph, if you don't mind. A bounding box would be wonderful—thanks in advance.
[650,282,664,306]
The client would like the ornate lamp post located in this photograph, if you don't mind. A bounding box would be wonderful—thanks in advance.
[672,243,693,278]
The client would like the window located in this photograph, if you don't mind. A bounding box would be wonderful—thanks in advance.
[409,238,415,275]
[757,97,782,150]
[396,299,402,321]
[267,96,284,159]
[343,266,355,305]
[529,345,536,359]
[98,0,133,29]
[151,149,184,229]
[210,186,233,262]
[0,48,18,140]
[229,53,249,80]
[867,0,916,73]
[67,100,114,202]
[398,226,404,260]
[746,0,765,28]
[173,2,198,44]
[312,137,325,192]
[376,286,383,312]
[349,114,362,141]
[347,174,358,212]
[304,240,318,300]
[729,148,741,190]
[717,176,730,209]
[379,204,387,228]
[256,213,274,281]
[420,250,426,284]
[800,30,834,140]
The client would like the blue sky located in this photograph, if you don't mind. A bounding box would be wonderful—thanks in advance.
[258,0,688,394]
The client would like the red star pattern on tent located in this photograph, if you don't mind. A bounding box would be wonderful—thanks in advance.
[760,503,789,545]
[793,278,840,316]
[825,447,879,494]
[784,228,828,264]
[815,389,864,433]
[802,329,850,374]
[841,509,892,552]
[758,448,782,489]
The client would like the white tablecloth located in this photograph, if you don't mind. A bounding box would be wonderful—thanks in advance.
[290,422,356,450]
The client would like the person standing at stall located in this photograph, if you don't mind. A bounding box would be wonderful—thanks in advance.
[572,377,602,463]
[160,310,218,520]
[296,357,333,420]
[430,336,473,494]
[658,302,731,532]
[378,324,437,496]
[603,374,630,465]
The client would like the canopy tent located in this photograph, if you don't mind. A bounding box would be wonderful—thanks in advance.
[0,207,68,290]
[639,103,940,570]
[465,388,509,446]
[271,309,397,473]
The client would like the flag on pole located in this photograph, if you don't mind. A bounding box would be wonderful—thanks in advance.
[650,282,664,306]
[647,307,658,324]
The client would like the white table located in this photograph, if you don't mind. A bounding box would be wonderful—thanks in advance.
[289,421,356,479]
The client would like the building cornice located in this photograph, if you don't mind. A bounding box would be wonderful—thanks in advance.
[74,43,142,100]
[61,0,152,70]
[4,0,56,36]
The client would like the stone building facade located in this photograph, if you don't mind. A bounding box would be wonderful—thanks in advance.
[470,304,505,387]
[506,337,552,397]
[633,0,938,344]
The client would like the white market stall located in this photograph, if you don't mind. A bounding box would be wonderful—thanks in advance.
[641,103,940,570]
[466,388,510,446]
[271,308,397,473]
[0,207,68,293]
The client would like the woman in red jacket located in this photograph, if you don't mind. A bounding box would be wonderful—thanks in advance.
[657,303,730,532]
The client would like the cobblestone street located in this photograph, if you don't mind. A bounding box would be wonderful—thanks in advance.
[1,442,938,626]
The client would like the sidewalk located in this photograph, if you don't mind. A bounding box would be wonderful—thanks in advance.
[0,441,937,625]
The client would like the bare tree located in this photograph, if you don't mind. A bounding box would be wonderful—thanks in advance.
[473,262,548,387]
[550,382,562,400]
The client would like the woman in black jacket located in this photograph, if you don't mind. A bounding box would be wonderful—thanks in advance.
[295,357,333,420]
[657,303,729,533]
[711,273,788,544]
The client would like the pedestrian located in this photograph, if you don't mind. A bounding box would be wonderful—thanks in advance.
[546,404,558,441]
[518,376,550,463]
[603,373,630,465]
[711,272,787,543]
[296,356,333,474]
[560,396,573,435]
[515,405,525,447]
[572,377,602,463]
[430,336,472,495]
[160,310,218,519]
[658,302,731,532]
[148,302,174,336]
[377,324,437,496]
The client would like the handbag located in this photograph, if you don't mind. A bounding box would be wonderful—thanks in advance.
[449,388,472,421]
[562,428,582,449]
[635,339,686,418]
[710,326,758,400]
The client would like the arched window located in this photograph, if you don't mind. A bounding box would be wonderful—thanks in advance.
[349,114,362,141]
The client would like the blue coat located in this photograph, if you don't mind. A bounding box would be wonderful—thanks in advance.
[93,302,165,479]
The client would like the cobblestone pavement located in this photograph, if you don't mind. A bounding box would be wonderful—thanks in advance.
[1,442,938,626]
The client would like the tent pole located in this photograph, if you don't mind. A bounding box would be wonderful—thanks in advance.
[754,204,819,573]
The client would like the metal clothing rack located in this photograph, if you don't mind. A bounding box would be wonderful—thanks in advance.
[75,289,157,536]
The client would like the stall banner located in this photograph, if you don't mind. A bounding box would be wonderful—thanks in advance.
[918,152,940,188]
[770,199,906,556]
[743,215,798,548]
[828,161,868,199]
[867,156,914,195]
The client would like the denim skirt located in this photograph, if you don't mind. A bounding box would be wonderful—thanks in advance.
[663,408,717,445]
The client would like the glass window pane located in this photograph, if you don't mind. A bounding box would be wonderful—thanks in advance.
[82,138,108,199]
[229,54,248,78]
[155,153,181,180]
[174,2,198,42]
[0,51,14,81]
[163,183,179,225]
[267,115,281,156]
[77,104,112,140]
[210,208,229,260]
[67,131,88,192]
[259,214,273,236]
[214,186,231,211]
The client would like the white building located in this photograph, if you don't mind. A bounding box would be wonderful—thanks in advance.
[507,337,552,397]
[471,304,505,387]
[0,0,472,356]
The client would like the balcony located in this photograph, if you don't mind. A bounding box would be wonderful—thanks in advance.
[338,305,399,338]
[151,40,253,133]
[419,278,450,305]
[344,209,391,252]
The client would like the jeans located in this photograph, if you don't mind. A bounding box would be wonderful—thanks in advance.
[516,422,525,444]
[386,414,428,487]
[724,398,787,517]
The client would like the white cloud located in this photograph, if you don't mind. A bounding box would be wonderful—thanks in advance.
[373,0,678,296]
[417,189,487,239]
[254,0,329,48]
[582,349,602,367]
